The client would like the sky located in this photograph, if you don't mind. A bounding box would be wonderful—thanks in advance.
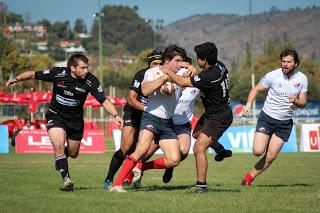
[2,0,320,30]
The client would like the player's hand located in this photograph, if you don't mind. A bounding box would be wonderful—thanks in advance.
[114,115,124,129]
[242,105,251,117]
[5,78,19,89]
[185,65,196,77]
[288,94,296,103]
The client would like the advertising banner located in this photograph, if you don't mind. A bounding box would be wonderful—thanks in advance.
[0,125,9,154]
[300,123,320,152]
[209,125,297,153]
[16,129,105,153]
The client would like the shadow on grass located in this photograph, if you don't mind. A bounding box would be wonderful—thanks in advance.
[256,183,313,188]
[140,185,241,193]
[59,186,98,192]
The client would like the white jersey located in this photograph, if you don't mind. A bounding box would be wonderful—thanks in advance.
[261,68,308,120]
[173,87,200,125]
[143,67,185,119]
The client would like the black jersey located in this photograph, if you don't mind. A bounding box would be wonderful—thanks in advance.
[123,68,148,112]
[190,61,231,115]
[35,67,106,119]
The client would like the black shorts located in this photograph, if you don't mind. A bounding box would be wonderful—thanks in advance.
[45,111,84,141]
[123,108,143,129]
[197,108,233,141]
[174,122,191,136]
[256,110,293,142]
[140,112,177,143]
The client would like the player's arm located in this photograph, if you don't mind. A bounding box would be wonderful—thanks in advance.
[141,75,168,96]
[163,69,192,87]
[288,92,307,108]
[127,90,145,111]
[242,82,266,117]
[101,99,124,128]
[5,71,35,89]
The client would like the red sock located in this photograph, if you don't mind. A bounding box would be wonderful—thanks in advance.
[124,170,134,185]
[141,157,166,171]
[113,155,138,186]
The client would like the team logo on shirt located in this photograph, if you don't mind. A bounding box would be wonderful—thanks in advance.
[97,85,103,93]
[57,81,66,88]
[293,82,301,88]
[133,80,140,88]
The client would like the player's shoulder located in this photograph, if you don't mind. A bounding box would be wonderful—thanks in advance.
[295,69,308,80]
[266,68,282,78]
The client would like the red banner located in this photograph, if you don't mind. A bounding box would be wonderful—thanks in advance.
[15,129,105,153]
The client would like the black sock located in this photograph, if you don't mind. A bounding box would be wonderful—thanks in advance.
[64,146,69,158]
[105,149,125,182]
[55,155,70,180]
[211,143,225,153]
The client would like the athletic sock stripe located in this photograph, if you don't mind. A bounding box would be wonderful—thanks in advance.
[55,155,67,161]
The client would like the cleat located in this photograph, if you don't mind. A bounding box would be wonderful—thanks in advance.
[103,180,112,189]
[215,149,232,162]
[241,172,255,186]
[109,185,127,193]
[162,168,173,183]
[63,177,74,191]
[132,167,143,189]
[190,186,208,193]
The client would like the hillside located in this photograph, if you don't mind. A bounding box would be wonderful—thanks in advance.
[161,6,320,66]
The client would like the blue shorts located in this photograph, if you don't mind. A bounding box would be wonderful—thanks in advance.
[174,122,191,136]
[256,110,293,142]
[140,112,177,142]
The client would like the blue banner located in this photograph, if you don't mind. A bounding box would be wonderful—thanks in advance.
[0,125,9,154]
[209,125,297,153]
[232,101,320,118]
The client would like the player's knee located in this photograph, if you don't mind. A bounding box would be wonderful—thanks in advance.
[69,151,79,158]
[252,149,264,156]
[166,157,180,168]
[193,143,205,155]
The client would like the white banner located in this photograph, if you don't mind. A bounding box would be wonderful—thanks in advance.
[300,123,320,152]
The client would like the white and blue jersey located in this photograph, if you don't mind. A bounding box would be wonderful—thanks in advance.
[142,67,185,119]
[260,68,308,120]
[173,87,199,125]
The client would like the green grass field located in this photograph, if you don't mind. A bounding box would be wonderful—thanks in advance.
[0,142,319,213]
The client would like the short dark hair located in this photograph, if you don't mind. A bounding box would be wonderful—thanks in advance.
[146,50,162,67]
[183,56,192,64]
[280,48,300,66]
[194,42,218,65]
[161,45,186,64]
[67,53,89,68]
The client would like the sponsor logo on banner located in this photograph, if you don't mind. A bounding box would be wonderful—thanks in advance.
[300,124,320,152]
[209,125,297,153]
[16,129,105,153]
[309,130,319,150]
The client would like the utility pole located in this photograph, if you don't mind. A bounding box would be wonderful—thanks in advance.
[94,0,104,120]
[249,0,256,122]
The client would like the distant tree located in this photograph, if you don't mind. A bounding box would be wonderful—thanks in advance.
[51,21,73,39]
[74,18,87,34]
[37,19,51,32]
[91,5,154,54]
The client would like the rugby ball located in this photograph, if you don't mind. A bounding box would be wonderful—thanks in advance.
[160,82,175,96]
